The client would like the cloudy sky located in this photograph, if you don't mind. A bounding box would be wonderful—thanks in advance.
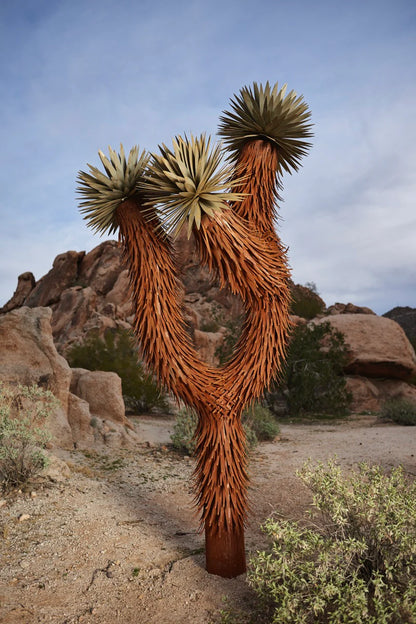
[1,0,415,314]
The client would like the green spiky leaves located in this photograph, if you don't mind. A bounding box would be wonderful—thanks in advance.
[77,145,149,235]
[218,81,313,175]
[141,134,244,238]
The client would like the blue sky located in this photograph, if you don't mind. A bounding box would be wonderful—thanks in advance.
[1,0,415,314]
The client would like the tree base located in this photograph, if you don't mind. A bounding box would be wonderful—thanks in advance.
[205,524,246,578]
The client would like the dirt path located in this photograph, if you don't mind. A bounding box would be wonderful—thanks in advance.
[0,415,415,623]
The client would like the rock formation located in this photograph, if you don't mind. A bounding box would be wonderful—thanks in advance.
[0,306,137,449]
[316,314,416,381]
[1,238,416,419]
[315,314,416,412]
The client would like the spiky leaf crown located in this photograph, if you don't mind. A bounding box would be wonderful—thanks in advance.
[141,134,244,238]
[77,145,149,235]
[218,81,313,175]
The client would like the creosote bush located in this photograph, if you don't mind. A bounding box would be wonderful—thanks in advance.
[380,397,416,426]
[171,404,279,454]
[67,328,169,413]
[248,459,416,623]
[0,383,55,492]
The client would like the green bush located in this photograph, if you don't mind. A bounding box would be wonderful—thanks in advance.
[290,282,325,320]
[283,321,351,417]
[248,460,416,623]
[243,403,280,442]
[0,383,55,492]
[380,398,416,426]
[170,404,278,454]
[67,328,169,413]
[170,407,198,454]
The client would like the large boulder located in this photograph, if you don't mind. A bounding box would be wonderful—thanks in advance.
[346,376,416,413]
[70,368,127,424]
[0,307,73,447]
[316,314,416,381]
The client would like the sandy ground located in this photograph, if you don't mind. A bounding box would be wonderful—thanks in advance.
[0,414,415,624]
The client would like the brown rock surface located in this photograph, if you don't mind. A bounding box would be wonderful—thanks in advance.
[25,251,85,308]
[317,314,416,380]
[70,368,127,424]
[327,302,376,315]
[346,375,416,413]
[67,393,95,448]
[0,272,35,313]
[0,307,73,447]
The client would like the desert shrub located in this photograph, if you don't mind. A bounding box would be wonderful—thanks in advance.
[243,403,280,442]
[248,460,416,623]
[380,398,416,426]
[170,407,198,454]
[284,321,351,417]
[67,328,168,413]
[170,404,278,454]
[0,383,56,492]
[290,282,325,320]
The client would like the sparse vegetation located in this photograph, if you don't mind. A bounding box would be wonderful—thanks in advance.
[67,328,169,413]
[171,404,279,454]
[380,397,416,426]
[0,383,56,492]
[243,403,280,442]
[248,460,416,623]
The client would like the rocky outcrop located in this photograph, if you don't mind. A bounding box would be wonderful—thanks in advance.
[1,272,36,313]
[0,307,136,449]
[327,302,376,316]
[0,307,73,446]
[2,238,416,416]
[0,239,243,363]
[383,306,416,345]
[316,314,416,381]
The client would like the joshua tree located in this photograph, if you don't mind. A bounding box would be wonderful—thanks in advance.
[77,82,312,578]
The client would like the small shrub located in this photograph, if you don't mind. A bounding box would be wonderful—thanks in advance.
[283,321,352,417]
[170,407,198,454]
[0,383,56,492]
[67,328,169,413]
[380,398,416,426]
[200,319,221,333]
[171,403,278,454]
[243,404,280,442]
[290,282,325,320]
[248,460,416,623]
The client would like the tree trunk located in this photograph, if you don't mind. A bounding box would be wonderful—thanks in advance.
[205,522,246,577]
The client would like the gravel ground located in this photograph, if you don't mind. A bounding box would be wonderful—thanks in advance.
[0,413,415,623]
